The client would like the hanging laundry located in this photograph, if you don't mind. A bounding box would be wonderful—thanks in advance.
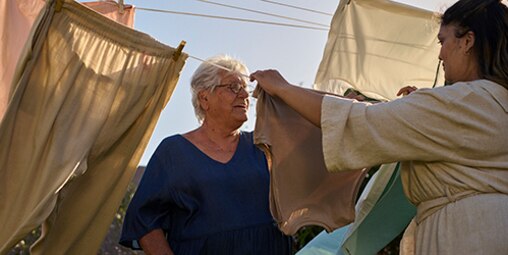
[339,163,415,255]
[0,0,135,122]
[313,0,444,101]
[0,0,186,254]
[0,0,45,121]
[297,163,416,255]
[254,88,367,235]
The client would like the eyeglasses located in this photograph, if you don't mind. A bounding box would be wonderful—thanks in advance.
[214,82,253,94]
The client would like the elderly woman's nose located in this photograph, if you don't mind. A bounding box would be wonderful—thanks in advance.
[238,88,249,98]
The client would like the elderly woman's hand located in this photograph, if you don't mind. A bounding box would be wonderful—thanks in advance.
[250,69,292,97]
[397,86,418,96]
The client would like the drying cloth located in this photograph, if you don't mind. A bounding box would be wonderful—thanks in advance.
[0,0,186,254]
[340,163,415,255]
[0,0,134,121]
[314,0,444,101]
[254,88,366,235]
[297,163,416,255]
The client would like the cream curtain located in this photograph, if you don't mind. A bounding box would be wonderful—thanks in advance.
[314,0,444,100]
[0,0,186,254]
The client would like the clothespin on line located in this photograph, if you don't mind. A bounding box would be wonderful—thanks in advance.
[117,0,125,14]
[173,41,186,62]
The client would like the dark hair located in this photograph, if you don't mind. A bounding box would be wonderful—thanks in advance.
[442,0,508,89]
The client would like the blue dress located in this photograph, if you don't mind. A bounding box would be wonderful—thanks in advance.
[120,132,292,254]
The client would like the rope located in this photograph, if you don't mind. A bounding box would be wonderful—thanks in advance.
[135,7,329,31]
[260,0,334,16]
[188,55,250,78]
[196,0,329,27]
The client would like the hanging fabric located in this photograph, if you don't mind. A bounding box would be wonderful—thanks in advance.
[0,0,45,121]
[0,0,135,122]
[0,0,186,254]
[296,163,416,255]
[254,88,367,235]
[314,0,444,101]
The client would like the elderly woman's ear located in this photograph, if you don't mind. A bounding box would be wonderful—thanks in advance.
[198,91,210,111]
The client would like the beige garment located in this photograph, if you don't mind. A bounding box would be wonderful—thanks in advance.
[0,0,135,122]
[0,0,186,254]
[321,79,508,254]
[314,0,444,101]
[254,89,366,235]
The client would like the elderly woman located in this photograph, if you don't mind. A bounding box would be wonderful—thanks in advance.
[250,0,508,254]
[120,55,292,254]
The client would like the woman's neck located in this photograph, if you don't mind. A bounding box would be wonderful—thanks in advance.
[199,118,241,140]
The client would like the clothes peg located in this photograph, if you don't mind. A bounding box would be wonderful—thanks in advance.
[173,41,186,62]
[118,0,125,14]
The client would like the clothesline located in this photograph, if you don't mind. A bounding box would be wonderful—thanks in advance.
[195,0,329,28]
[188,55,250,78]
[259,0,334,16]
[135,7,329,31]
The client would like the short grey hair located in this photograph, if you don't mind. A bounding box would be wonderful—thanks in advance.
[190,55,249,123]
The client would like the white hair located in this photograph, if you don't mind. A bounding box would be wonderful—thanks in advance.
[190,55,249,123]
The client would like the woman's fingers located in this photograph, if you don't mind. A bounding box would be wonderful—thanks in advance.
[250,69,289,96]
[397,86,418,96]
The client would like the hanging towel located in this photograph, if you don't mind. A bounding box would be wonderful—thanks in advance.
[0,0,186,254]
[254,88,367,235]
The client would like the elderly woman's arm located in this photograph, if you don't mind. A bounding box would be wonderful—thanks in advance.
[139,229,174,255]
[250,69,324,127]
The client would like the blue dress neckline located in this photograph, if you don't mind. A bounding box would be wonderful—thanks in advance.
[175,133,242,165]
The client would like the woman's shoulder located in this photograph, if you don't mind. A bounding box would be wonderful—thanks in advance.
[152,134,187,157]
[159,134,185,146]
[437,79,507,99]
[240,131,258,148]
[411,81,484,103]
[240,130,254,140]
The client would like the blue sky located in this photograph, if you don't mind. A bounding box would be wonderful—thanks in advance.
[127,0,457,165]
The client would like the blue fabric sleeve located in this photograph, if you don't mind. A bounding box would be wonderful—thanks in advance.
[119,141,175,249]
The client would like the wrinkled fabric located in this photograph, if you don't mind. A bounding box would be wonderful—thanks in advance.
[321,80,508,254]
[297,163,416,255]
[340,163,415,255]
[254,88,366,235]
[295,225,350,255]
[0,0,134,121]
[0,0,186,254]
[314,0,444,101]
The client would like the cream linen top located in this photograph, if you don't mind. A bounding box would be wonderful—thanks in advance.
[321,79,508,254]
